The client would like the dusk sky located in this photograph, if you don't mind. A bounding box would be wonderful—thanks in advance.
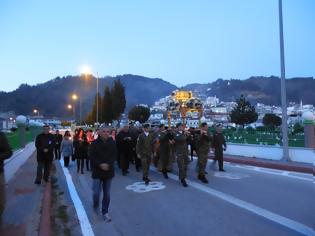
[0,0,314,92]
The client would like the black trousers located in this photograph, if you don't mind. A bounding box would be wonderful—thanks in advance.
[117,151,121,168]
[120,152,131,173]
[214,149,224,170]
[190,144,195,159]
[86,158,90,171]
[54,146,61,160]
[77,158,85,172]
[133,150,141,170]
[35,159,52,182]
[64,156,70,167]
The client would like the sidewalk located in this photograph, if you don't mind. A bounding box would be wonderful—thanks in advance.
[1,152,44,236]
[209,154,314,174]
[4,142,36,183]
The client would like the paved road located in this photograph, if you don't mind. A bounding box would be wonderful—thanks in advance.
[54,157,315,236]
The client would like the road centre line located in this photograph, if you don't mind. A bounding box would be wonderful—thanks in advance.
[59,160,95,236]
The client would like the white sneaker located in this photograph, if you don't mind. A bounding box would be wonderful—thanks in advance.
[103,213,112,222]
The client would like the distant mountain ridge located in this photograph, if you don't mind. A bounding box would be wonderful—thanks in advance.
[183,76,315,106]
[0,75,314,117]
[0,74,177,117]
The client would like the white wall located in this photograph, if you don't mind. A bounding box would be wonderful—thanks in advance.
[225,143,314,164]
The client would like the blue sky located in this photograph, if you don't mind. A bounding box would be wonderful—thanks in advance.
[0,0,314,92]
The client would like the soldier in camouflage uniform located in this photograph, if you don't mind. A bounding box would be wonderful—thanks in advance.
[136,124,154,185]
[174,123,191,187]
[212,125,227,172]
[195,122,212,183]
[157,124,174,179]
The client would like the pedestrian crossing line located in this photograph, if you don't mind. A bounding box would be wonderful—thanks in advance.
[59,160,95,236]
[164,171,315,236]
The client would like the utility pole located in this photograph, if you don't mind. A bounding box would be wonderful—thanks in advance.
[96,73,99,127]
[278,0,289,161]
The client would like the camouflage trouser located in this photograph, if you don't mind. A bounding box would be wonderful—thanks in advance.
[197,152,208,176]
[141,155,152,178]
[159,151,172,172]
[153,150,160,168]
[0,172,5,220]
[177,154,189,180]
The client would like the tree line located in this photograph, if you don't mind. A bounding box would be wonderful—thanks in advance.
[85,79,126,125]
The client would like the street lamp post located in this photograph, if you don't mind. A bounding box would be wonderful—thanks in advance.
[67,104,75,121]
[79,98,82,126]
[80,65,99,127]
[72,94,81,126]
[96,72,99,127]
[278,0,289,161]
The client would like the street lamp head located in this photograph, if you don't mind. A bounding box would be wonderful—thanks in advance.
[67,104,72,109]
[80,65,92,76]
[33,109,38,113]
[72,94,78,100]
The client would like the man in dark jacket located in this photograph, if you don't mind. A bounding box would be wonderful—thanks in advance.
[54,130,63,160]
[34,125,55,184]
[212,125,227,172]
[116,125,133,176]
[89,125,117,222]
[0,131,13,225]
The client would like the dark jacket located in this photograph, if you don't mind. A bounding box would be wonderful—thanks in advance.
[73,136,89,159]
[157,130,174,154]
[54,134,63,147]
[174,131,191,156]
[195,131,212,155]
[136,132,154,157]
[0,132,13,173]
[116,130,133,154]
[89,137,117,180]
[129,127,141,149]
[212,132,226,151]
[35,133,55,162]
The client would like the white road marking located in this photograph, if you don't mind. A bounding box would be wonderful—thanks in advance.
[192,156,313,182]
[228,164,313,182]
[165,170,315,236]
[59,160,95,236]
[126,181,166,193]
[214,172,250,180]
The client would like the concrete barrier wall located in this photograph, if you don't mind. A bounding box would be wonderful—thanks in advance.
[225,143,314,164]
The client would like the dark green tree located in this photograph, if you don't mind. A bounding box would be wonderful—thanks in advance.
[101,86,113,124]
[128,105,150,123]
[85,92,102,125]
[229,95,258,128]
[111,79,126,121]
[292,122,304,134]
[262,113,282,129]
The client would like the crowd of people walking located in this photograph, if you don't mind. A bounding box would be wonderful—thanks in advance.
[33,122,226,221]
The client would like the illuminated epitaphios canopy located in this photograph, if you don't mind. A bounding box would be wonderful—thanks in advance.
[167,90,203,126]
[173,90,192,103]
